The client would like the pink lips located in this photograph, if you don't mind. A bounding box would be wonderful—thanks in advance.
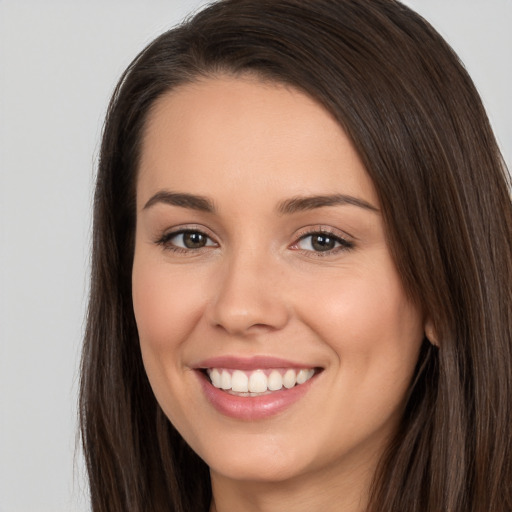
[195,356,319,421]
[196,355,310,371]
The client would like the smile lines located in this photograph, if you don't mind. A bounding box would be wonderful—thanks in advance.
[206,368,316,395]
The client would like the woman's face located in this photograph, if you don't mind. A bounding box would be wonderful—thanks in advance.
[132,76,425,487]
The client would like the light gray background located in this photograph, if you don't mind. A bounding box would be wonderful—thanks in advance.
[0,1,510,511]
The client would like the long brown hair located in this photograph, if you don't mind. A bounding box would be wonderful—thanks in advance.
[80,1,512,510]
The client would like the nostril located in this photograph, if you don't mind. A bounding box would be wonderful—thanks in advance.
[206,272,291,335]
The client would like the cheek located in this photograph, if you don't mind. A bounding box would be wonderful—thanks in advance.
[132,257,206,353]
[294,263,423,451]
[131,254,207,429]
[296,254,423,376]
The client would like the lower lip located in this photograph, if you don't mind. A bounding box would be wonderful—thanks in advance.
[197,371,317,421]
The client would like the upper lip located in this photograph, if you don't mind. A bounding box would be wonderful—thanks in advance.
[194,355,319,371]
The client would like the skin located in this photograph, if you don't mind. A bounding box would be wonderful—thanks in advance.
[132,76,426,512]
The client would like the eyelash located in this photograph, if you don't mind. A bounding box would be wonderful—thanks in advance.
[292,228,355,257]
[155,228,217,254]
[155,227,355,256]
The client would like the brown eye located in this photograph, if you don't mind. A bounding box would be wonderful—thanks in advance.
[182,231,208,248]
[295,231,354,254]
[310,234,337,252]
[159,229,217,251]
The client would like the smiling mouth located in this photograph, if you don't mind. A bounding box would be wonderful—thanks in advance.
[204,367,319,396]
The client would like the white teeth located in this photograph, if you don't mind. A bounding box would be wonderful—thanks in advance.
[231,370,249,392]
[221,370,231,390]
[206,367,316,394]
[210,368,221,388]
[248,370,267,393]
[283,369,296,389]
[296,369,310,384]
[267,370,283,391]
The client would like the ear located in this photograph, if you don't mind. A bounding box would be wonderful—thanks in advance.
[424,319,439,347]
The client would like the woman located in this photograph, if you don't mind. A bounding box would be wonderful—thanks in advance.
[80,0,512,511]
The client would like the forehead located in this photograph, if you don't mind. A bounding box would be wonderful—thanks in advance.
[137,76,377,208]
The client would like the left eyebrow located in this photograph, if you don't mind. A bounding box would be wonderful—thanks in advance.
[277,194,379,214]
[142,190,216,212]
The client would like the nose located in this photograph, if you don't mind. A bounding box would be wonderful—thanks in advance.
[206,247,291,336]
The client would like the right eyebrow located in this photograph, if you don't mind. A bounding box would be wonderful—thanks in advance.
[277,193,379,215]
[143,190,216,213]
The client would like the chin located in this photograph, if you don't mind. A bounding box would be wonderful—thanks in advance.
[200,434,317,483]
[210,457,307,484]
